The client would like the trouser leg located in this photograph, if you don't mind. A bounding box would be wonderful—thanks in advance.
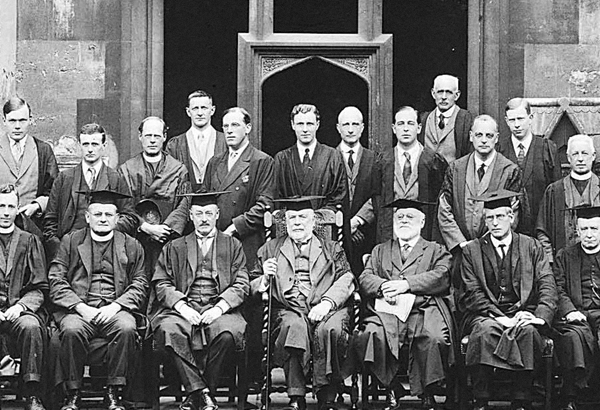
[99,310,138,387]
[203,332,235,393]
[57,314,96,390]
[284,348,306,397]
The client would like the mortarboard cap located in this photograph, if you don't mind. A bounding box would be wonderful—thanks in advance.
[567,205,600,219]
[77,190,131,209]
[178,191,231,207]
[383,198,432,212]
[470,189,522,210]
[274,196,325,211]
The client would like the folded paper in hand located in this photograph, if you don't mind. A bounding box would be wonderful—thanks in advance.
[374,294,416,322]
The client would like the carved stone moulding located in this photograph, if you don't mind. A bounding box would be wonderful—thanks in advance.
[260,55,370,82]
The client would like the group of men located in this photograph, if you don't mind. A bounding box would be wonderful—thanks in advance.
[0,70,598,410]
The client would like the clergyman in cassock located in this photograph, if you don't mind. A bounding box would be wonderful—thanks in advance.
[48,190,148,410]
[537,134,600,263]
[350,198,454,410]
[552,205,600,410]
[149,191,249,410]
[0,184,49,410]
[460,190,557,410]
[252,196,355,410]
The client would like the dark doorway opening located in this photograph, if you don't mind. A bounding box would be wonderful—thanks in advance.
[261,58,369,157]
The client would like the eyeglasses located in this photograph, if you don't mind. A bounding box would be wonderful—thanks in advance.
[485,214,509,222]
[191,210,216,218]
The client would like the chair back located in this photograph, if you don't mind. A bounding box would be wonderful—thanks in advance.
[264,205,344,246]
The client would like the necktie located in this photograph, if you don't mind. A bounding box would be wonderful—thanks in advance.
[517,143,525,168]
[11,142,22,163]
[438,113,445,130]
[477,163,485,182]
[200,233,215,255]
[348,149,355,171]
[302,148,311,173]
[402,152,412,184]
[86,168,96,188]
[498,244,507,260]
[401,243,411,263]
[228,151,239,171]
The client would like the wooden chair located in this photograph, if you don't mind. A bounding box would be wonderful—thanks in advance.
[257,205,360,410]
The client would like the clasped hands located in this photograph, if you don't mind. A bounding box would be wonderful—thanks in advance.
[177,303,223,326]
[0,304,25,322]
[380,279,410,305]
[495,311,545,328]
[565,310,587,323]
[76,302,122,325]
[140,222,173,243]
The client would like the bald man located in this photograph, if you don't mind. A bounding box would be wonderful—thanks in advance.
[418,74,474,163]
[537,134,600,263]
[335,106,382,273]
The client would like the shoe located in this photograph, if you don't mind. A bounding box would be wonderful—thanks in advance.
[105,386,125,410]
[472,401,487,410]
[200,389,219,410]
[560,401,578,410]
[383,390,399,410]
[284,396,307,410]
[60,390,80,410]
[421,394,436,410]
[180,393,202,410]
[25,396,46,410]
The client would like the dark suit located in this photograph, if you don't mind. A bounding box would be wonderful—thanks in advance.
[43,163,138,259]
[166,129,227,191]
[497,135,560,236]
[418,107,474,161]
[49,229,148,389]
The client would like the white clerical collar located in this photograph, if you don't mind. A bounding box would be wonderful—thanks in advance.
[570,171,592,181]
[490,231,513,249]
[582,245,600,255]
[91,230,114,242]
[435,104,456,119]
[511,132,533,153]
[229,140,249,156]
[0,225,15,234]
[398,235,420,249]
[339,141,361,154]
[143,152,163,163]
[474,150,496,169]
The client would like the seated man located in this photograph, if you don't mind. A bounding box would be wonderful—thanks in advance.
[149,191,249,410]
[49,190,148,410]
[460,190,557,410]
[351,198,453,410]
[0,184,48,410]
[252,196,355,410]
[552,205,600,410]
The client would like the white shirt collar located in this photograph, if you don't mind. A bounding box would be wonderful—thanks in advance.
[398,235,420,249]
[190,125,216,140]
[511,132,533,154]
[91,230,114,242]
[490,231,513,250]
[229,140,249,156]
[297,140,317,161]
[435,104,456,119]
[396,141,422,161]
[339,141,361,154]
[82,160,103,175]
[474,150,496,169]
[10,135,28,148]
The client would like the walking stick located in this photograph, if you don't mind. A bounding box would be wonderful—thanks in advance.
[261,206,275,410]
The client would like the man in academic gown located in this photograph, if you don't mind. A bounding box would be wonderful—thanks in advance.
[252,196,355,410]
[551,205,600,410]
[350,198,454,410]
[119,116,189,272]
[149,191,249,410]
[0,184,49,410]
[537,134,600,263]
[417,74,474,163]
[335,106,382,273]
[49,190,148,410]
[44,123,137,260]
[379,106,447,243]
[166,90,227,191]
[460,190,557,410]
[497,97,561,236]
[274,104,347,211]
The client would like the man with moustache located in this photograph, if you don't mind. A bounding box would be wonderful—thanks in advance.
[166,90,227,191]
[335,106,382,273]
[552,205,600,410]
[418,74,474,163]
[252,196,355,410]
[0,184,49,410]
[49,190,148,410]
[497,98,560,236]
[350,199,453,410]
[274,104,347,211]
[1,97,58,229]
[537,134,600,263]
[119,116,189,271]
[44,124,137,259]
[380,106,448,243]
[460,190,557,410]
[149,192,249,410]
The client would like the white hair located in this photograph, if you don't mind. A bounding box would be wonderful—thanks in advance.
[567,134,595,154]
[433,74,459,91]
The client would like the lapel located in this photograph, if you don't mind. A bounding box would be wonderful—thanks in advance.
[212,233,231,292]
[308,237,327,285]
[0,134,19,177]
[401,237,425,272]
[512,234,530,304]
[300,144,319,192]
[476,236,500,304]
[185,233,198,293]
[221,145,252,190]
[520,136,537,185]
[571,247,584,307]
[0,228,21,279]
[95,163,110,189]
[465,154,476,197]
[213,152,228,187]
[19,136,36,177]
[113,232,128,294]
[391,239,403,272]
[77,232,93,279]
[278,237,297,293]
[336,144,360,186]
[476,154,498,195]
[290,146,305,189]
[480,235,500,279]
[437,111,456,143]
[71,164,84,206]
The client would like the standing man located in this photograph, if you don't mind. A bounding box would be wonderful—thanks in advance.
[252,197,355,410]
[44,123,137,259]
[537,134,600,263]
[166,90,227,191]
[149,192,249,410]
[418,74,474,163]
[351,199,454,410]
[380,106,448,243]
[460,190,557,410]
[1,97,58,228]
[552,206,600,410]
[49,191,148,410]
[497,98,561,236]
[335,106,382,273]
[119,116,189,271]
[0,184,49,410]
[274,104,347,211]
